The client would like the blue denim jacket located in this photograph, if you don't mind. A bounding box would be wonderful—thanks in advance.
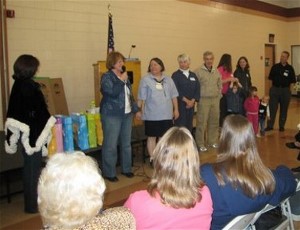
[100,70,139,116]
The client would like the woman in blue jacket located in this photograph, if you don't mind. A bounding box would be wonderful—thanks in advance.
[100,51,141,182]
[201,114,296,230]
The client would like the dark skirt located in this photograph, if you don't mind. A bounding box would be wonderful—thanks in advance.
[145,120,173,137]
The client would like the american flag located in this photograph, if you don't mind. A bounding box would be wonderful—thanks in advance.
[107,13,114,54]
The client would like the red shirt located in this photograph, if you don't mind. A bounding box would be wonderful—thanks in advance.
[244,96,260,113]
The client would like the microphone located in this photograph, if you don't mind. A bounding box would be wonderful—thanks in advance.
[128,45,136,59]
[121,65,126,73]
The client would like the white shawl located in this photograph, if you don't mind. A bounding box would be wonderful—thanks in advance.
[5,116,56,156]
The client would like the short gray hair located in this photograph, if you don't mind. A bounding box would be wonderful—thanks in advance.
[177,53,191,63]
[203,51,214,58]
[38,152,106,229]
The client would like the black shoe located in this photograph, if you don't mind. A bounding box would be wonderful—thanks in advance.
[121,172,134,178]
[291,166,300,173]
[286,142,300,149]
[279,127,285,132]
[265,127,273,131]
[25,209,38,214]
[104,176,119,182]
[149,159,154,168]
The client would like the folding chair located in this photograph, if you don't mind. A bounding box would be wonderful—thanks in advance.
[222,212,256,230]
[224,180,299,230]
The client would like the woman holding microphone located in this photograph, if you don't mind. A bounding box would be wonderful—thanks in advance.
[100,51,141,182]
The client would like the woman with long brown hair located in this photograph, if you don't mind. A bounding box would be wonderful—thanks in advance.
[201,114,297,230]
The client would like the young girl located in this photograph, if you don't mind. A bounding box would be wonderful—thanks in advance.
[244,86,260,136]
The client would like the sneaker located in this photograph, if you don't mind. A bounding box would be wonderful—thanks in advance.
[291,166,300,173]
[256,133,261,138]
[286,142,300,149]
[199,146,208,152]
[265,127,273,131]
[149,158,154,168]
[210,144,219,149]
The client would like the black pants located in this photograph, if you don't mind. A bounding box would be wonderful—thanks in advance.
[22,148,42,213]
[267,86,291,129]
[174,101,195,133]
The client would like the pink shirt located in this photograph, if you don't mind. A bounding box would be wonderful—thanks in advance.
[218,66,232,95]
[124,186,213,230]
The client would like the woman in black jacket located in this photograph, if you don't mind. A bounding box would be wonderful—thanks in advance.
[6,54,55,213]
[233,56,252,115]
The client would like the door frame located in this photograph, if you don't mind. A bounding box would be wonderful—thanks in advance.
[1,0,9,127]
[264,44,275,95]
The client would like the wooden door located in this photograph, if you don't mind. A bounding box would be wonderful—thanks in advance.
[264,45,275,95]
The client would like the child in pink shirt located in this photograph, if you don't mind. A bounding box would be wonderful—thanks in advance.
[124,127,213,230]
[244,86,260,135]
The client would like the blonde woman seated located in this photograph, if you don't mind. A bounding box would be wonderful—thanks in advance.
[38,152,135,230]
[200,115,297,230]
[124,127,213,229]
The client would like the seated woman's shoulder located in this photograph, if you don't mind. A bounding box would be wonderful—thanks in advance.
[80,207,136,230]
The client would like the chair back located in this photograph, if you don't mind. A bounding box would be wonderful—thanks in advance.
[222,212,256,230]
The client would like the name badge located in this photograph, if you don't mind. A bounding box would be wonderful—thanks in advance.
[156,82,163,90]
[190,77,196,81]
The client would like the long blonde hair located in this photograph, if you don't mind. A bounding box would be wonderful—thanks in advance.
[148,127,204,208]
[213,115,275,198]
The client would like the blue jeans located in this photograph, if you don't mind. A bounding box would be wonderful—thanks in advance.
[101,113,133,177]
[259,117,266,135]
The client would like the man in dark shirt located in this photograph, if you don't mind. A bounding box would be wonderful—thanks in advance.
[266,51,296,132]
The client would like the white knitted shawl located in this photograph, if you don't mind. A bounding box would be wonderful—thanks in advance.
[4,116,56,156]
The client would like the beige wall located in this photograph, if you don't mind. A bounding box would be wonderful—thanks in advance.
[1,0,299,129]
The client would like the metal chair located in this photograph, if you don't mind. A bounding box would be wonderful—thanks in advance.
[222,212,256,230]
[250,180,300,230]
[222,179,300,230]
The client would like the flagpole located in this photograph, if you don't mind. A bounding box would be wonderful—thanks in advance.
[107,4,114,56]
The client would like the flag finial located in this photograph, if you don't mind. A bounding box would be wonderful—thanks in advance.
[108,4,112,16]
